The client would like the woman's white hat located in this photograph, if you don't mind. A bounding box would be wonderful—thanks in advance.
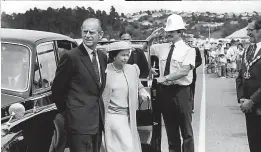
[165,14,186,32]
[108,41,133,52]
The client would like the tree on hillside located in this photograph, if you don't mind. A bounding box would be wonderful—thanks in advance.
[146,10,151,15]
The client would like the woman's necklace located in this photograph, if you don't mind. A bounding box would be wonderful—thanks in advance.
[111,63,123,73]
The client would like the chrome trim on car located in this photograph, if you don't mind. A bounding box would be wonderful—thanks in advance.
[1,42,32,93]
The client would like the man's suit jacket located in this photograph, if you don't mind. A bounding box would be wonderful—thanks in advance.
[236,46,261,115]
[127,48,149,78]
[51,43,107,134]
[192,47,202,82]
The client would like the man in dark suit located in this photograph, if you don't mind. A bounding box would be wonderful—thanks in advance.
[51,18,107,152]
[187,38,202,113]
[236,18,261,152]
[120,30,149,78]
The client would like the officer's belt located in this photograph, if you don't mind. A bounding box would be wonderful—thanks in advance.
[158,83,188,89]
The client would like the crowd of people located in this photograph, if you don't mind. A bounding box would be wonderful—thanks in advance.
[50,12,261,152]
[203,39,247,78]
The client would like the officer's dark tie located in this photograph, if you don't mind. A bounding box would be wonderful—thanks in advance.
[164,44,175,76]
[247,43,257,63]
[92,51,101,87]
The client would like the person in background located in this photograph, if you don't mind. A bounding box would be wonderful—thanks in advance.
[119,30,149,79]
[204,40,211,64]
[146,14,195,152]
[209,48,217,73]
[186,37,202,113]
[226,40,237,78]
[216,43,224,56]
[236,17,261,152]
[219,53,227,78]
[51,18,107,152]
[102,41,150,152]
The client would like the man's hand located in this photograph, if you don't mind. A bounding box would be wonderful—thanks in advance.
[151,68,158,75]
[240,98,254,113]
[156,76,167,84]
[150,27,165,39]
[140,91,151,101]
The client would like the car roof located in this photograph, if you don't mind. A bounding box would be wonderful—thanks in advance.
[1,28,76,47]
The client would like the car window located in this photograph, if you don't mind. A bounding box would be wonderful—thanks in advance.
[1,43,30,91]
[57,40,77,60]
[34,42,56,89]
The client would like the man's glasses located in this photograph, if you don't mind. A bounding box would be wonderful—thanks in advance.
[247,28,255,32]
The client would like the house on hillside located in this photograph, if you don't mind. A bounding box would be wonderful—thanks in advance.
[120,17,126,21]
[248,12,258,16]
[140,12,148,17]
[165,10,173,14]
[127,18,135,22]
[217,14,224,18]
[230,21,239,25]
[154,20,162,25]
[241,16,250,20]
[202,22,224,27]
[141,21,152,26]
[194,12,201,16]
[152,12,163,18]
[201,12,208,17]
[209,14,216,18]
[132,16,140,21]
[241,12,248,17]
[126,13,132,18]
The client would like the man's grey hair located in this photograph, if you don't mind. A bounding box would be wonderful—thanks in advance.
[81,18,102,31]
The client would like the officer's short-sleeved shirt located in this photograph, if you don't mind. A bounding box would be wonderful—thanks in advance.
[151,40,196,86]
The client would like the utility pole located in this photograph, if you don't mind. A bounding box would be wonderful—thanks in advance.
[208,23,211,40]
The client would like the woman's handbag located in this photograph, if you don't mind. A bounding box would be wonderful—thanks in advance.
[136,97,153,126]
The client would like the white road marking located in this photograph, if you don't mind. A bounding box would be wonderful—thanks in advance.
[198,63,206,152]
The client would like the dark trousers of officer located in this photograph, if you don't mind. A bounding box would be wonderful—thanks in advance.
[158,84,194,152]
[245,113,261,152]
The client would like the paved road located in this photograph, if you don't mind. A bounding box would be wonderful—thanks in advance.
[161,64,249,152]
[205,73,249,152]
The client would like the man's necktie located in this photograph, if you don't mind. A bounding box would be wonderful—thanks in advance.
[247,43,257,62]
[91,51,101,87]
[164,44,175,76]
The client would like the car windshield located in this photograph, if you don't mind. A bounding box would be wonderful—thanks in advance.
[1,43,30,91]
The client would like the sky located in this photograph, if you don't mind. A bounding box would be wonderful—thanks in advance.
[2,1,261,15]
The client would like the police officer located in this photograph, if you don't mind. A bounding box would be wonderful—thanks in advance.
[147,14,195,152]
[236,18,261,152]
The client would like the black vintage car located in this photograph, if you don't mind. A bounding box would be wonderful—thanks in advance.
[1,28,78,152]
[1,29,162,152]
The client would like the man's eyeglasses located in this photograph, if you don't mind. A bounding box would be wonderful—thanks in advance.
[247,28,255,32]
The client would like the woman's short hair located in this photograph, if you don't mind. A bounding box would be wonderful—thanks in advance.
[108,50,121,63]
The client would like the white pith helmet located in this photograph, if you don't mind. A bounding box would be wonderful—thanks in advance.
[165,14,186,32]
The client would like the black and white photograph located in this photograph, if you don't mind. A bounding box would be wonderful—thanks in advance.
[1,1,261,152]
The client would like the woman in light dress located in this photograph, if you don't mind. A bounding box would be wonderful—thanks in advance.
[102,41,150,152]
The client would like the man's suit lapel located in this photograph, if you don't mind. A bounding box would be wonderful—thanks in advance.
[79,43,100,89]
[254,47,261,58]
